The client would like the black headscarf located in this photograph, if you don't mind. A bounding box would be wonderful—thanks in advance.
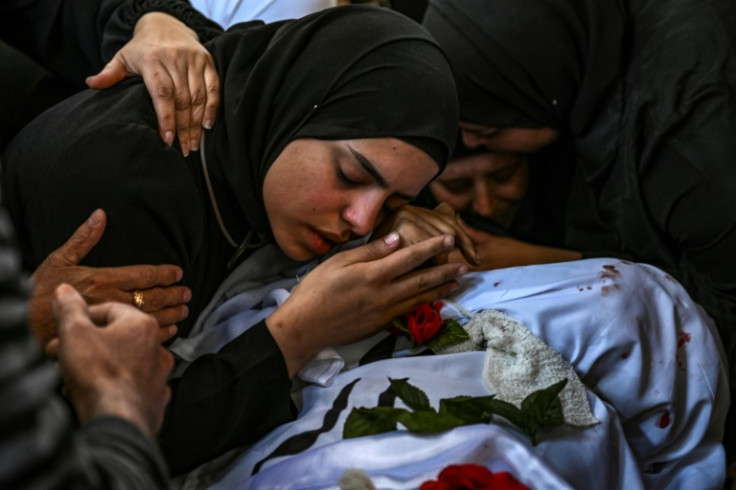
[202,5,459,245]
[423,0,624,134]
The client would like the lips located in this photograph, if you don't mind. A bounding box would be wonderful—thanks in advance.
[307,228,337,255]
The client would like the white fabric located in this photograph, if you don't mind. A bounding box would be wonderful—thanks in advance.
[190,0,338,28]
[187,259,729,489]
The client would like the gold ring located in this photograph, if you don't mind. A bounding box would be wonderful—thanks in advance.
[132,290,145,310]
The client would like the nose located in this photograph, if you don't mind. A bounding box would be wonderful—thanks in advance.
[342,193,384,237]
[472,177,497,217]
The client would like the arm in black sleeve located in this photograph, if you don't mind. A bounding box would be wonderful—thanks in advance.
[0,0,221,88]
[641,89,736,342]
[160,320,297,476]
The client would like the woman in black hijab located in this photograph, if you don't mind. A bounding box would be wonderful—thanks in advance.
[424,0,736,469]
[423,0,736,438]
[3,5,471,473]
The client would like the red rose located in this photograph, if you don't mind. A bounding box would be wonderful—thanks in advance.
[420,464,529,490]
[404,301,445,345]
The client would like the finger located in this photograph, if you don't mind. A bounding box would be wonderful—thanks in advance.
[102,264,184,291]
[85,57,129,89]
[434,201,456,217]
[432,204,481,266]
[172,68,193,157]
[186,62,208,152]
[87,301,156,330]
[345,231,402,263]
[158,324,178,344]
[45,338,60,358]
[51,209,107,266]
[371,234,457,278]
[150,304,190,327]
[131,285,191,312]
[143,64,177,147]
[391,261,466,305]
[202,61,220,131]
[52,284,91,330]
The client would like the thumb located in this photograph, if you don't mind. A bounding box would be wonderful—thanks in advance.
[52,283,88,328]
[85,57,130,89]
[54,209,107,266]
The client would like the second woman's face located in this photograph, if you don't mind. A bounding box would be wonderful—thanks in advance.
[263,137,439,260]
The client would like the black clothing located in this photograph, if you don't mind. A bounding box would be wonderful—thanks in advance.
[2,5,460,474]
[424,0,736,367]
[206,8,458,241]
[0,208,169,489]
[0,0,221,90]
[0,0,222,147]
[425,0,736,458]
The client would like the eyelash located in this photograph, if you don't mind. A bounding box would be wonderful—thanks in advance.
[336,165,359,187]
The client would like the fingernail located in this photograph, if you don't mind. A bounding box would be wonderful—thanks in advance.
[164,131,174,146]
[88,209,103,227]
[181,143,190,157]
[443,235,455,248]
[204,119,213,130]
[457,265,468,275]
[190,139,199,151]
[183,289,191,302]
[384,232,399,246]
[175,269,183,281]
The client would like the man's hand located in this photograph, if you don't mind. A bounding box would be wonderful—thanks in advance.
[29,209,190,347]
[85,12,220,156]
[46,284,174,438]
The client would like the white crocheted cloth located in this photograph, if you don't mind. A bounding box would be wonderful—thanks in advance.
[438,307,599,427]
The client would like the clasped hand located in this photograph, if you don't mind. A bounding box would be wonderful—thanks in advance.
[85,12,220,156]
[266,232,468,377]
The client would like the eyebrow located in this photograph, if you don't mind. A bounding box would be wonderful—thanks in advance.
[347,145,416,202]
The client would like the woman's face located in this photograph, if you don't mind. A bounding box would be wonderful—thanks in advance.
[429,151,528,228]
[459,122,560,154]
[263,137,439,260]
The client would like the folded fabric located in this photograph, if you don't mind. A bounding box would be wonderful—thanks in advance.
[438,305,599,427]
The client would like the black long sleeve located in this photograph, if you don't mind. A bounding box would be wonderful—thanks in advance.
[0,0,222,89]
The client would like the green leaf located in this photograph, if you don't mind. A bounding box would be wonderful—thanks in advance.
[439,395,497,424]
[520,379,567,423]
[389,378,432,412]
[396,410,466,434]
[391,319,410,335]
[519,379,568,444]
[343,406,407,439]
[484,398,525,428]
[425,318,470,350]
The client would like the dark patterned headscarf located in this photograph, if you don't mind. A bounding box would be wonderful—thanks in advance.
[423,0,624,134]
[203,5,459,242]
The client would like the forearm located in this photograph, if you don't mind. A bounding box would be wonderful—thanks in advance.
[160,321,296,475]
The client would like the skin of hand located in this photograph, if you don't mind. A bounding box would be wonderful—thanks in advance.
[45,284,175,439]
[372,202,481,267]
[266,232,467,377]
[85,12,220,157]
[29,209,190,347]
[447,219,582,271]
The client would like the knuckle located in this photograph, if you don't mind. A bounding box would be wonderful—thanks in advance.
[174,94,191,110]
[154,85,175,99]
